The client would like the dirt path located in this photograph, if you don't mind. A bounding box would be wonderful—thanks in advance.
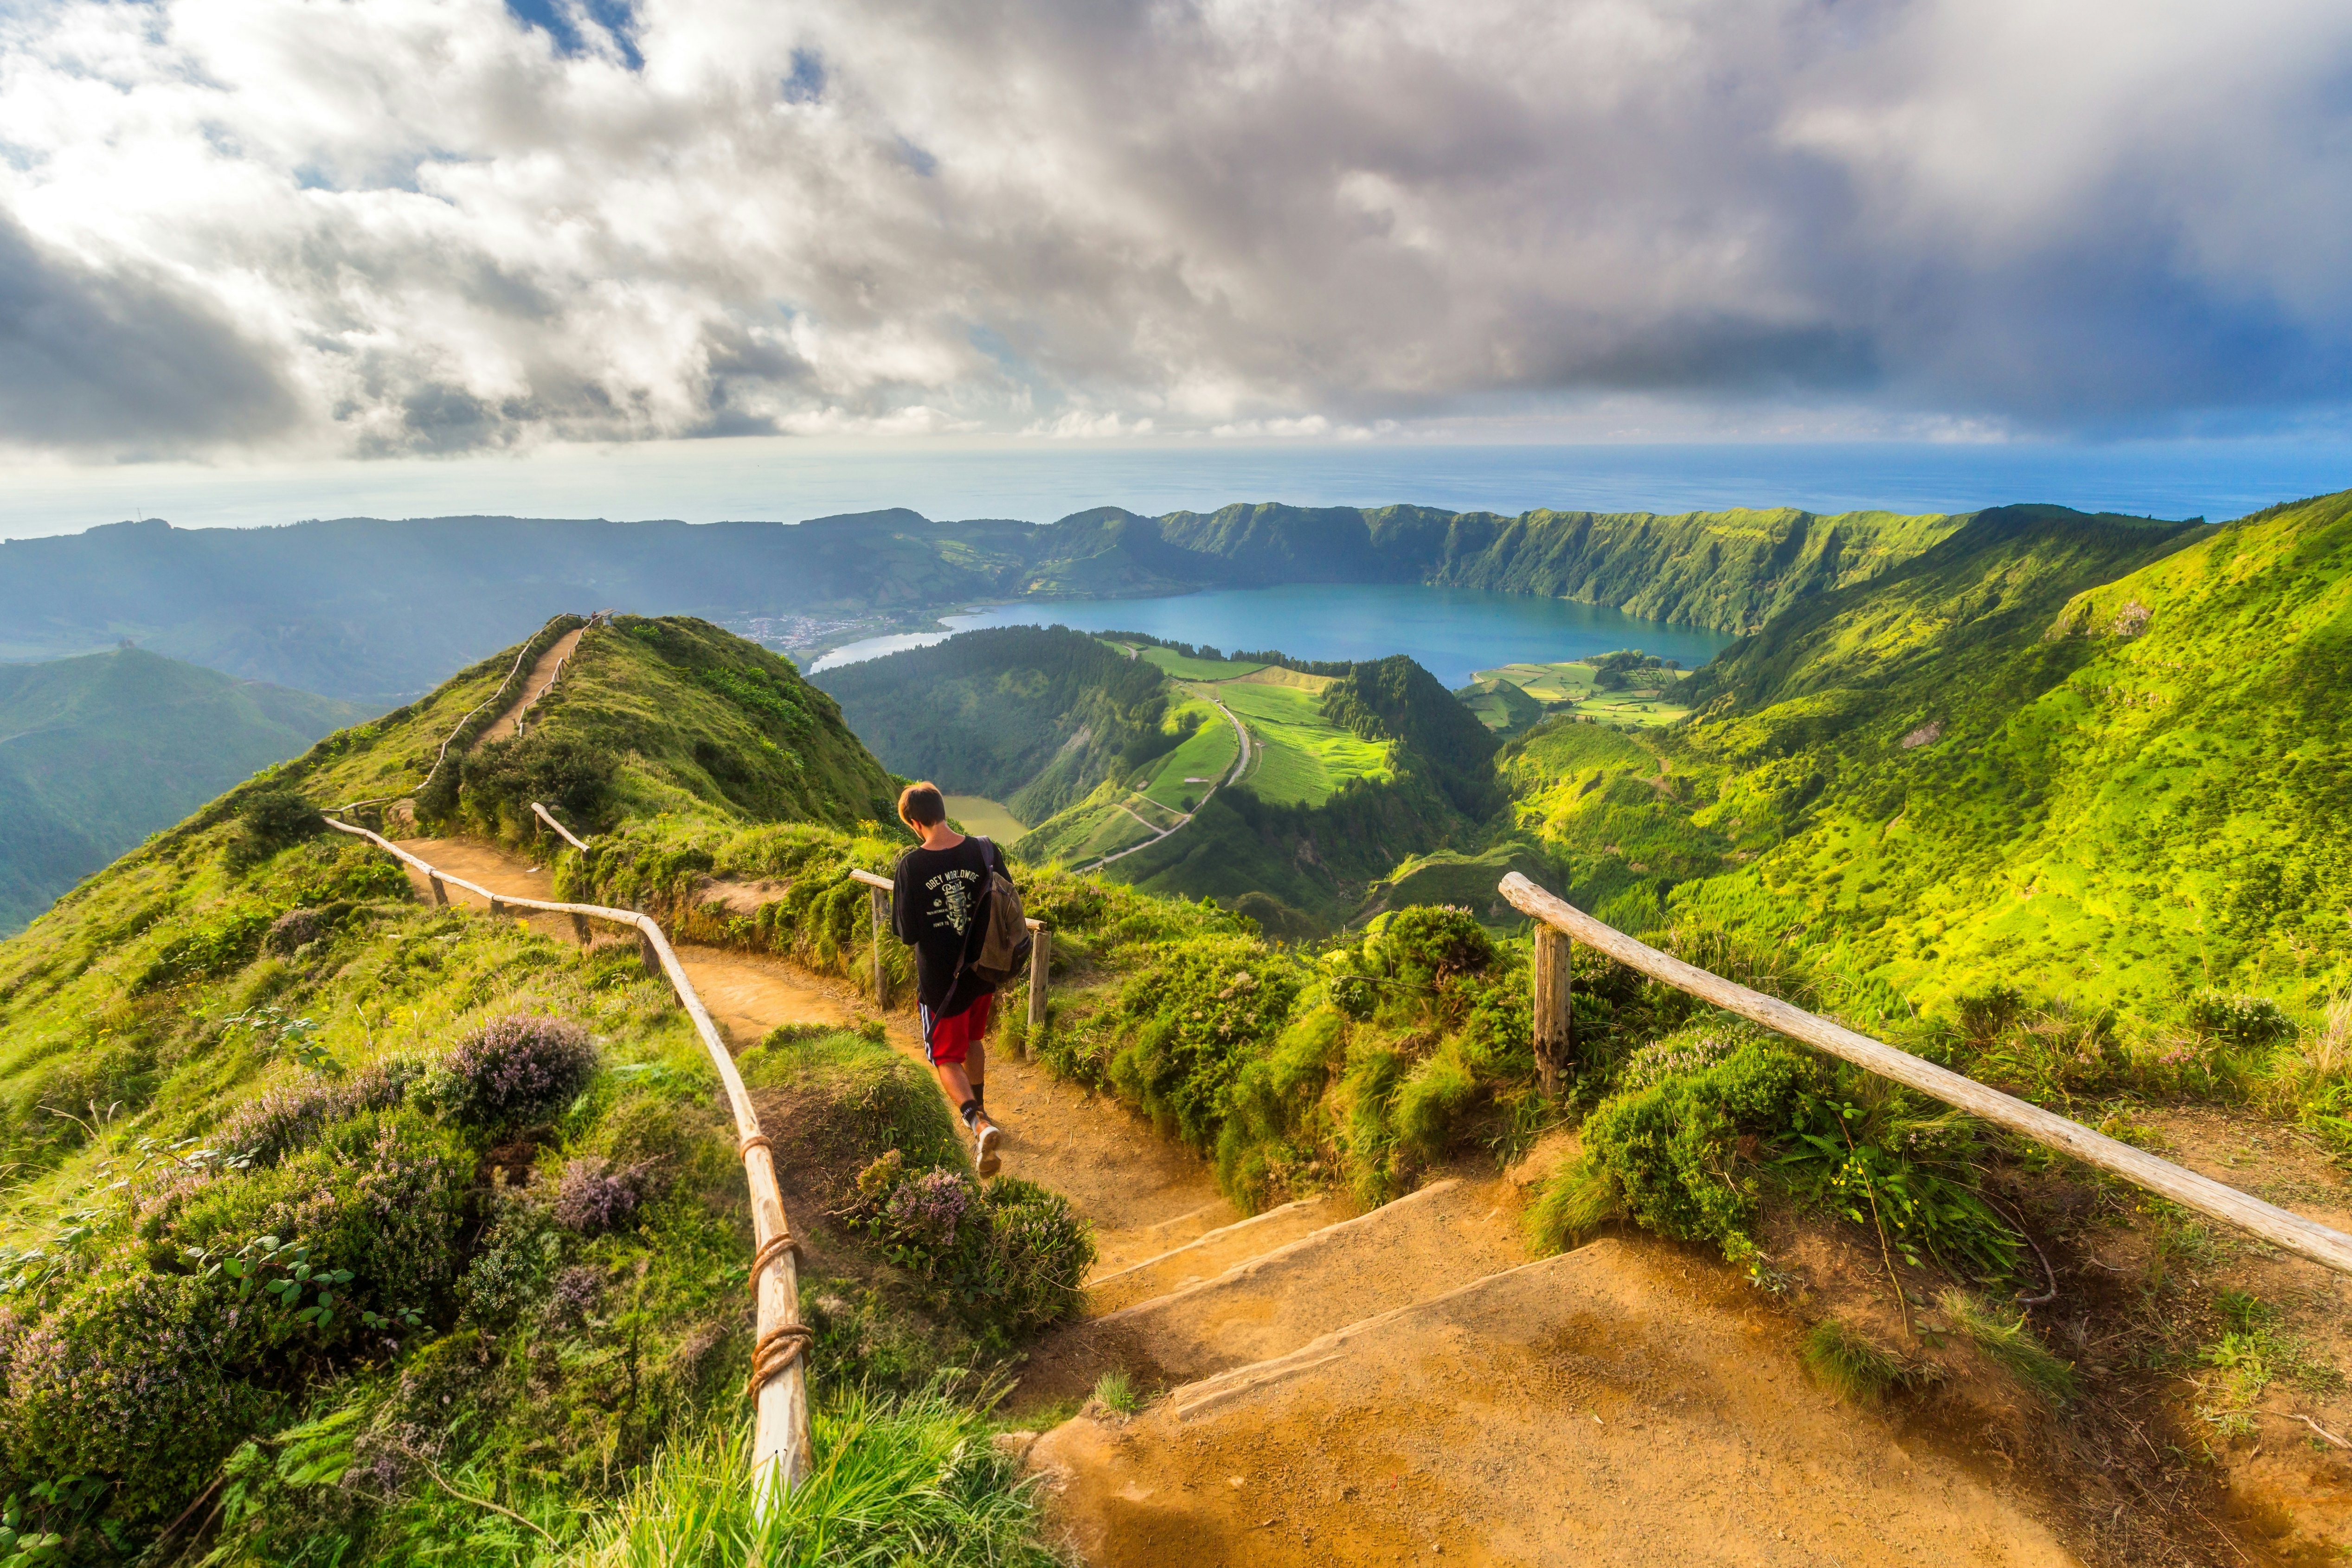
[391,835,1237,1273]
[478,626,582,745]
[1035,1239,2081,1568]
[389,832,2109,1568]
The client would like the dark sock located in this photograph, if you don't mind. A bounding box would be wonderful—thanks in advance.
[958,1097,979,1129]
[970,1082,986,1115]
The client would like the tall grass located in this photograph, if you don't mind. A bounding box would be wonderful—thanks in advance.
[550,1387,1058,1568]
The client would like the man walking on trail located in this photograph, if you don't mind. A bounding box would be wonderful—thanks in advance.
[891,781,1011,1176]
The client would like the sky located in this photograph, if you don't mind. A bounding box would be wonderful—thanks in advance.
[2,0,2351,480]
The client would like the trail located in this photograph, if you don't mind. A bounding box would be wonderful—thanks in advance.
[391,836,1239,1274]
[397,832,2096,1568]
[478,626,583,745]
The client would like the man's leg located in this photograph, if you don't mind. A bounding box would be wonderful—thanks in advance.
[925,1001,1001,1175]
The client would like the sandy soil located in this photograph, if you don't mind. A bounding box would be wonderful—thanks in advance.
[1031,1238,2082,1568]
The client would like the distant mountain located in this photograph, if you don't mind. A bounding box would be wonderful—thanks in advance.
[0,502,1965,701]
[0,648,366,932]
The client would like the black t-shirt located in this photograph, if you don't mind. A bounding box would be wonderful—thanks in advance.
[891,834,1011,1015]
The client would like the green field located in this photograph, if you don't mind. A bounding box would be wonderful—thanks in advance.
[1132,644,1270,681]
[1473,660,1694,729]
[1139,700,1241,810]
[944,793,1028,843]
[1212,677,1394,806]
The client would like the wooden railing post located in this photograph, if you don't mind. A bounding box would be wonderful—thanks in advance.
[1532,924,1573,1099]
[868,887,889,1007]
[1027,920,1050,1035]
[427,874,448,907]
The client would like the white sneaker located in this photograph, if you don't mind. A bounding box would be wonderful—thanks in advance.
[974,1120,1002,1177]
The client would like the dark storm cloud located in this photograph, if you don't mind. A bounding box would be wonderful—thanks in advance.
[0,211,300,446]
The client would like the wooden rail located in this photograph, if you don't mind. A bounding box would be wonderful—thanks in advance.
[848,866,1050,1031]
[1500,872,2352,1278]
[420,642,535,797]
[530,801,591,853]
[324,817,815,1502]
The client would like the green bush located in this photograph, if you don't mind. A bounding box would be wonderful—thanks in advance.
[1545,1035,1815,1258]
[846,1152,1093,1340]
[227,788,323,871]
[0,1110,473,1529]
[2185,989,2295,1048]
[462,732,618,838]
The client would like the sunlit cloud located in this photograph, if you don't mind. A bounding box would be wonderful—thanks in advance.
[1,0,2348,459]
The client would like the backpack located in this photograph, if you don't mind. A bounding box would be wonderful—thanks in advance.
[964,837,1034,987]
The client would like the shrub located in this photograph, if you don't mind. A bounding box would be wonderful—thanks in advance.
[458,1200,560,1328]
[1566,1035,1816,1258]
[848,1152,1094,1338]
[2,1111,473,1531]
[214,1056,423,1166]
[227,788,323,871]
[2185,989,2295,1049]
[1373,906,1495,996]
[264,904,348,956]
[462,731,618,837]
[553,1157,655,1235]
[436,1014,598,1128]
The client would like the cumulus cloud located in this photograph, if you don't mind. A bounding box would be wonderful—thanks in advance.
[0,0,2346,457]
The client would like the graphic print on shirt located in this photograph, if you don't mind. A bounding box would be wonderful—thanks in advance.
[930,870,977,936]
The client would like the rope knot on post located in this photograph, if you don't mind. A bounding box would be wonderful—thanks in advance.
[749,1324,816,1396]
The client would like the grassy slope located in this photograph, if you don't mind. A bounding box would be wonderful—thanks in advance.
[812,626,1169,824]
[0,618,1067,1564]
[1506,497,2352,1014]
[0,649,367,932]
[1473,660,1694,730]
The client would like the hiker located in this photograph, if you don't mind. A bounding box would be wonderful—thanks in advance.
[891,781,1014,1176]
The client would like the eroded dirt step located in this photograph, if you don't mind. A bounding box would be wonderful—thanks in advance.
[1029,1237,2081,1568]
[1013,1173,1527,1412]
[1086,1194,1357,1316]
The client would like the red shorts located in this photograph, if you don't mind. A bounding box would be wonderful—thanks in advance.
[920,992,993,1065]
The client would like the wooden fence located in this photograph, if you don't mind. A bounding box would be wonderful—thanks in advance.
[323,817,816,1504]
[1501,871,2352,1277]
[848,867,1050,1030]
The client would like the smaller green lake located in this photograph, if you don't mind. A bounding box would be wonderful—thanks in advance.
[815,584,1736,688]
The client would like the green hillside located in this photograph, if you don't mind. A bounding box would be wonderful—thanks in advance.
[0,648,366,933]
[1503,496,2352,1016]
[811,625,1175,823]
[0,617,1075,1563]
[827,630,1498,935]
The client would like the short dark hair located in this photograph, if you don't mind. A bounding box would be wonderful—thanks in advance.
[898,782,946,827]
